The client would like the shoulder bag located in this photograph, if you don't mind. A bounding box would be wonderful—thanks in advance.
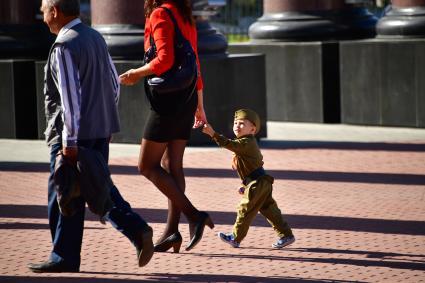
[143,6,198,115]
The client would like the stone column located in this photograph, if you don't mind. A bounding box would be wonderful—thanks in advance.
[91,0,145,59]
[339,1,378,38]
[91,0,227,58]
[249,0,377,41]
[377,0,425,37]
[192,0,227,56]
[249,0,345,41]
[0,0,53,59]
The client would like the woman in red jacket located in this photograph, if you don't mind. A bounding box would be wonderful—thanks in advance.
[119,0,213,253]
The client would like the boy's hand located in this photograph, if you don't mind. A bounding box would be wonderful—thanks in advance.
[202,123,215,137]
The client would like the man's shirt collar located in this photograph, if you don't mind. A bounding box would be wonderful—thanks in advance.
[57,18,82,38]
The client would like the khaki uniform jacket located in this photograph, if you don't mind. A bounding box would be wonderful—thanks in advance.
[211,133,263,180]
[212,132,292,242]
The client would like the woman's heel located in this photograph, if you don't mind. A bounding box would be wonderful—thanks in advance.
[154,232,183,253]
[205,216,214,229]
[172,241,182,253]
[185,211,214,251]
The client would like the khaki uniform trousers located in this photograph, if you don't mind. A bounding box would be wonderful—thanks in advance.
[233,175,293,243]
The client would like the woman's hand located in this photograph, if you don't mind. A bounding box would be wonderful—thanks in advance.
[119,69,141,86]
[193,89,207,128]
[193,107,207,129]
[119,65,154,86]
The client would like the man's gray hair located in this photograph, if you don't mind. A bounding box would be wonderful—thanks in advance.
[45,0,80,16]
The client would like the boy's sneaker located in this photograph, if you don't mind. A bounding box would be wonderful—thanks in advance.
[218,232,240,248]
[272,236,295,249]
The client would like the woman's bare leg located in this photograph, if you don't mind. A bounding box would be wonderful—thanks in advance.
[138,139,198,221]
[156,140,187,243]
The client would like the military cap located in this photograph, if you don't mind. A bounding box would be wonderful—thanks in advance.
[234,109,260,134]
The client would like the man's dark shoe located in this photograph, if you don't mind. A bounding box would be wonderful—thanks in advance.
[134,226,154,267]
[28,261,79,273]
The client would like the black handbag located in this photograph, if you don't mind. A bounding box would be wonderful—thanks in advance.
[143,7,198,115]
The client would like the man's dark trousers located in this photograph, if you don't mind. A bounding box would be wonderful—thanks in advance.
[48,138,147,269]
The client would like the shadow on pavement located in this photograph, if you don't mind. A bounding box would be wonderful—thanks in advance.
[190,252,425,271]
[0,274,361,283]
[2,162,425,186]
[143,273,362,282]
[1,205,424,236]
[183,168,425,186]
[0,162,49,172]
[289,248,425,263]
[259,140,425,152]
[0,222,104,230]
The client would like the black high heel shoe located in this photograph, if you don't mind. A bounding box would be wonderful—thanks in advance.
[154,232,183,253]
[185,211,214,251]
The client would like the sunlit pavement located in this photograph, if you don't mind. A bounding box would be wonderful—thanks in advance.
[1,122,425,282]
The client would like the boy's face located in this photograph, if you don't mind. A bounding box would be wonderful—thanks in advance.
[233,119,256,138]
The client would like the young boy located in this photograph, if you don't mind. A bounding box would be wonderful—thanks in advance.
[202,109,295,248]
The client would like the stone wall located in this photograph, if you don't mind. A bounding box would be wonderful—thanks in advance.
[340,38,425,127]
[32,54,267,144]
[0,60,38,139]
[228,42,340,123]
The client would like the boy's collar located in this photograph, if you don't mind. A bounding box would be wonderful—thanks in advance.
[236,134,255,139]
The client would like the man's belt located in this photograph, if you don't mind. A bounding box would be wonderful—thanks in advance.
[242,167,266,186]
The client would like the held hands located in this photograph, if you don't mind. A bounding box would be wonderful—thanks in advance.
[193,107,207,129]
[202,123,215,137]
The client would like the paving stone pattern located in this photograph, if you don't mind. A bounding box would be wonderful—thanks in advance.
[0,141,425,282]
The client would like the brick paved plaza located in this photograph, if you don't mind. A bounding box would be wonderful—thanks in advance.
[0,123,425,282]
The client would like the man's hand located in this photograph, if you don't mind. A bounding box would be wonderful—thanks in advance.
[202,123,215,137]
[63,146,78,165]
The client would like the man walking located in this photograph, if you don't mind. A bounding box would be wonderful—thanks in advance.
[28,0,154,272]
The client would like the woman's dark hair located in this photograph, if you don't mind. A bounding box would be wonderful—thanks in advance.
[144,0,194,25]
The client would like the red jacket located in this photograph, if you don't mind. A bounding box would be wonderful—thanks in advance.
[145,2,203,91]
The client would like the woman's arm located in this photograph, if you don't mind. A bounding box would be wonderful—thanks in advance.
[119,8,174,86]
[193,89,207,128]
[119,65,154,86]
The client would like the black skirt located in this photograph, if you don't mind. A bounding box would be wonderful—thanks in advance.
[143,90,198,142]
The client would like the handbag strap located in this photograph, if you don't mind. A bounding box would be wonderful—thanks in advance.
[149,6,189,50]
[160,7,186,46]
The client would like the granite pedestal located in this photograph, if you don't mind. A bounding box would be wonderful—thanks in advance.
[340,39,425,127]
[0,60,38,139]
[228,42,340,123]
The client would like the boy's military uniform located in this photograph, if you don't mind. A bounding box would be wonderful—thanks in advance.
[211,110,293,243]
